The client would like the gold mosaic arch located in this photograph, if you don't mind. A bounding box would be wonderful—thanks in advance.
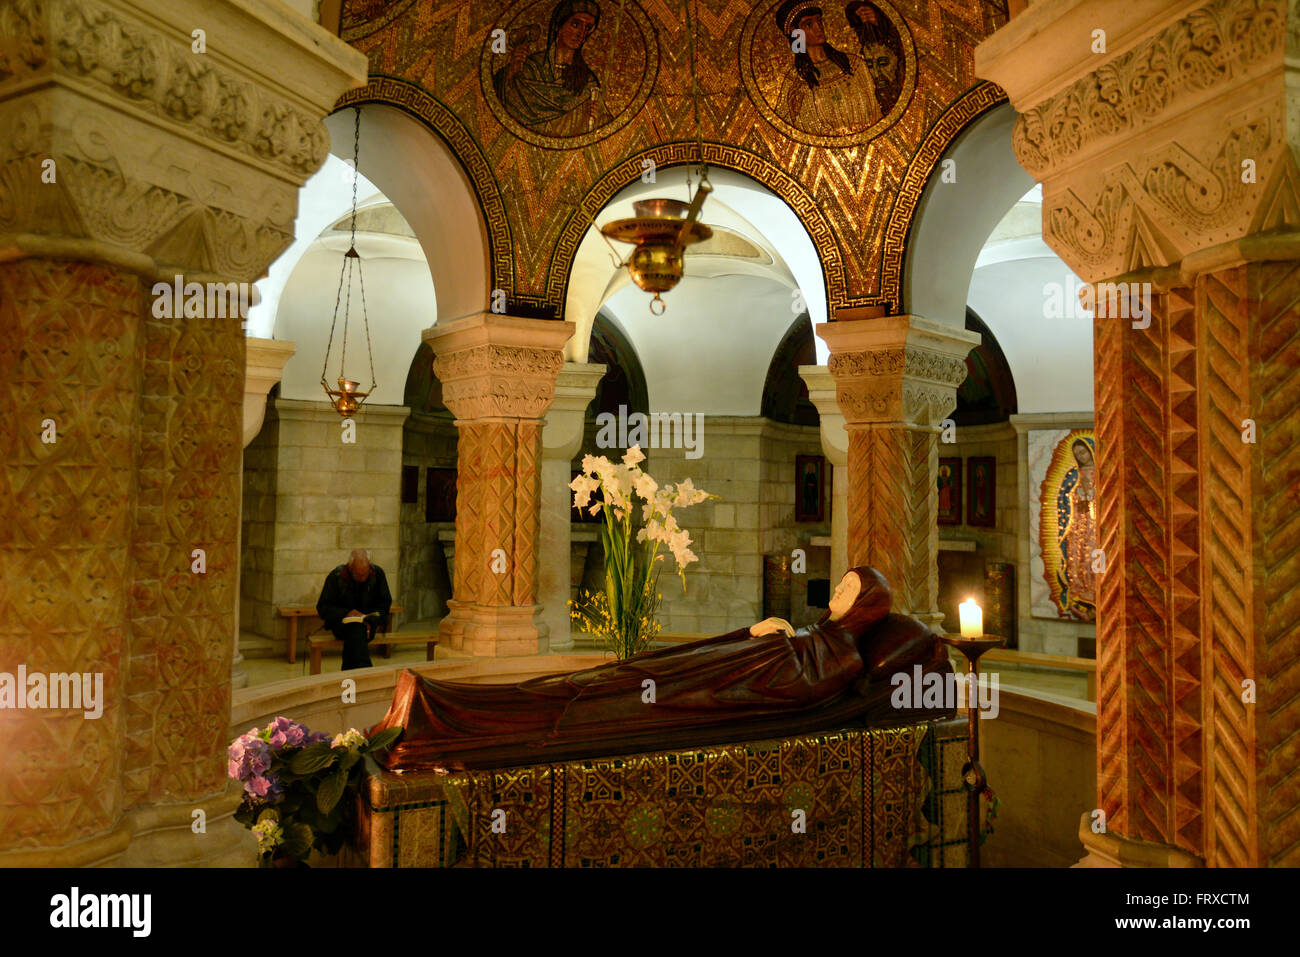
[336,76,516,303]
[882,81,1008,313]
[545,142,843,316]
[337,0,1009,316]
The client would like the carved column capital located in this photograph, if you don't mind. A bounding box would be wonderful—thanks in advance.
[819,315,978,427]
[977,0,1300,283]
[243,338,296,447]
[543,361,606,460]
[426,314,575,422]
[798,365,848,467]
[0,0,368,279]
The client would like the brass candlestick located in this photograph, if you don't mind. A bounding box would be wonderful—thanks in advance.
[940,633,1004,868]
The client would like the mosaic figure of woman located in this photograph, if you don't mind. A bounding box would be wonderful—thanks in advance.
[775,0,881,136]
[494,0,611,137]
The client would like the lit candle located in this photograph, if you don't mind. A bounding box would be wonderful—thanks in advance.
[958,598,983,638]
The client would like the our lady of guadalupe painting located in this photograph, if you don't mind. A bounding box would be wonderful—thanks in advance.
[1030,429,1098,622]
[741,0,915,147]
[482,0,657,148]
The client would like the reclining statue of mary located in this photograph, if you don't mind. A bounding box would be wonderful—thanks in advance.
[370,566,953,771]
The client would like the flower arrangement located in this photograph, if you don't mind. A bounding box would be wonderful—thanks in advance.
[228,717,402,866]
[568,446,712,659]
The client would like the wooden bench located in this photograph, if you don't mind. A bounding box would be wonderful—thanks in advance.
[277,603,405,664]
[309,630,439,675]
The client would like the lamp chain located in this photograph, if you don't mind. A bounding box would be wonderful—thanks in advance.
[322,106,376,399]
[686,0,706,186]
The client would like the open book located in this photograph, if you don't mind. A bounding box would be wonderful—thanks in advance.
[341,611,382,625]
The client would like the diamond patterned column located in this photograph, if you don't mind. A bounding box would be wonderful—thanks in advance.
[0,0,365,864]
[979,0,1300,866]
[426,314,575,656]
[818,316,977,627]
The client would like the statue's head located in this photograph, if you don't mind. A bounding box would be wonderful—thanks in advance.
[827,566,892,634]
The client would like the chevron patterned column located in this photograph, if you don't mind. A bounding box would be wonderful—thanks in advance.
[819,316,978,626]
[979,0,1300,867]
[1191,255,1300,867]
[426,313,575,656]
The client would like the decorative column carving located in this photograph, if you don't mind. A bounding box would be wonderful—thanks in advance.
[818,317,978,627]
[979,0,1300,867]
[426,314,575,657]
[0,0,366,865]
[540,362,605,652]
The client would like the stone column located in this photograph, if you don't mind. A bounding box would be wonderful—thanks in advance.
[979,0,1300,867]
[0,0,365,865]
[799,366,850,584]
[232,339,296,688]
[540,362,605,652]
[818,317,977,628]
[425,314,575,657]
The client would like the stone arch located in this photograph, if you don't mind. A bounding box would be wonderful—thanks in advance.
[588,312,649,420]
[547,144,843,324]
[899,90,1032,328]
[761,312,818,426]
[335,77,507,322]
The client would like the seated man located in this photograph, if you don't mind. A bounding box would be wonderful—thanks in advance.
[315,549,392,671]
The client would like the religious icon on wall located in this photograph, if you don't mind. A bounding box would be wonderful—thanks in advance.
[795,454,825,522]
[966,456,995,528]
[741,0,915,147]
[1028,428,1098,621]
[937,457,962,526]
[481,0,658,149]
[426,467,457,523]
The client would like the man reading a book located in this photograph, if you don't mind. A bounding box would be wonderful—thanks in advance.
[316,549,393,670]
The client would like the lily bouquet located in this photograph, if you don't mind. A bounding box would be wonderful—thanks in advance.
[568,446,712,659]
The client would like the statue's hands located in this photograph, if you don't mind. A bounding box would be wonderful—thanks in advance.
[749,617,795,638]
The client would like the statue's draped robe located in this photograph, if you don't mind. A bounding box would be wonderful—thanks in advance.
[371,612,952,771]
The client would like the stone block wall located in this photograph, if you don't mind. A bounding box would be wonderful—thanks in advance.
[937,418,1097,656]
[634,418,826,635]
[238,399,408,645]
[757,421,830,628]
[937,421,1019,640]
[399,412,458,625]
[240,396,280,639]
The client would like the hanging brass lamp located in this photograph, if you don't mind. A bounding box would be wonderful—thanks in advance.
[600,187,712,314]
[321,106,378,417]
[599,0,711,315]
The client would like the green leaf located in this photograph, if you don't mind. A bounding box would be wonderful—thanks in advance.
[288,742,336,776]
[362,726,403,753]
[281,821,313,859]
[316,764,349,815]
